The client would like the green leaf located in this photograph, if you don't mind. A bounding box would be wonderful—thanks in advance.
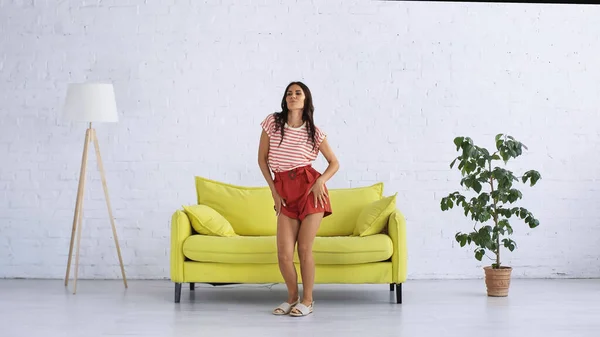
[475,248,485,261]
[531,172,541,185]
[502,238,517,252]
[522,170,542,186]
[517,207,527,219]
[479,170,492,182]
[454,137,464,150]
[461,143,473,156]
[527,217,540,228]
[496,138,504,150]
[508,189,523,203]
[497,219,514,237]
[450,158,457,169]
[455,233,469,247]
[460,177,469,189]
[465,160,477,174]
[481,148,490,157]
[477,193,490,204]
[472,181,482,193]
[476,157,486,168]
[506,223,514,235]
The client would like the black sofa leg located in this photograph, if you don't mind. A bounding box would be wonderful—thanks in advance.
[190,283,195,291]
[175,283,182,303]
[390,284,394,291]
[395,283,402,304]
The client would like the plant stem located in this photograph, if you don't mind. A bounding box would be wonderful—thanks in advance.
[489,160,500,268]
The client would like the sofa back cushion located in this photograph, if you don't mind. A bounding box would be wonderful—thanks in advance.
[195,176,276,236]
[195,176,384,236]
[317,183,383,236]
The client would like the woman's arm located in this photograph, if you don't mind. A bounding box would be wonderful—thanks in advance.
[309,137,339,208]
[317,138,339,183]
[259,129,286,215]
[258,129,275,192]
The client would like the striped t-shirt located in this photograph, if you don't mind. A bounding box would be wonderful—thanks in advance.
[260,113,327,173]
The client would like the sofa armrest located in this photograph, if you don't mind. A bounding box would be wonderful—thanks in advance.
[170,210,192,283]
[388,208,407,283]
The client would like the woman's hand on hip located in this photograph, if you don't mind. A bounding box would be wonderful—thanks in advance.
[309,177,328,209]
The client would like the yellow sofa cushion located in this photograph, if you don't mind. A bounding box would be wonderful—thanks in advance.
[195,176,277,236]
[195,176,384,236]
[182,261,392,284]
[317,182,384,236]
[353,193,397,236]
[182,234,393,265]
[182,205,237,237]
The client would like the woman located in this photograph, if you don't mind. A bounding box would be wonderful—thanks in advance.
[258,81,339,317]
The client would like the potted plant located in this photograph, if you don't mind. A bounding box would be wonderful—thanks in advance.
[440,134,541,297]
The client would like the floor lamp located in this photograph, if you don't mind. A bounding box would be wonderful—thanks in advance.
[62,83,127,294]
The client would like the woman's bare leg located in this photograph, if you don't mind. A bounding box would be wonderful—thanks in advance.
[293,212,324,312]
[274,213,301,313]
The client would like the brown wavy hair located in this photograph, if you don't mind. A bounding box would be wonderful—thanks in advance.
[273,81,318,151]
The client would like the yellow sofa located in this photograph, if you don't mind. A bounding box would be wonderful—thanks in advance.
[170,176,408,304]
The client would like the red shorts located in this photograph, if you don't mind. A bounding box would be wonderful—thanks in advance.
[273,165,333,221]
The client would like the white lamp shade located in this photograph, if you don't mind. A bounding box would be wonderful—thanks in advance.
[63,83,119,122]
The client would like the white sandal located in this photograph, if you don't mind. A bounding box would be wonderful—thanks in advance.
[289,301,314,317]
[272,297,300,315]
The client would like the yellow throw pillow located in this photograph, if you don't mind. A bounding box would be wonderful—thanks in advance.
[182,205,237,237]
[353,193,397,237]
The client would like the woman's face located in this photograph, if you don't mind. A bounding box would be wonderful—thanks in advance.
[286,84,305,111]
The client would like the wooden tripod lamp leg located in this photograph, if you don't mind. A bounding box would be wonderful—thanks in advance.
[91,129,128,288]
[72,179,86,294]
[65,128,91,287]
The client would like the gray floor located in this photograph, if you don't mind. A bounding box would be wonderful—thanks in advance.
[1,279,599,337]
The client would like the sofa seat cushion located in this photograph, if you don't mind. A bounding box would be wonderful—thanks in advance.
[182,234,393,265]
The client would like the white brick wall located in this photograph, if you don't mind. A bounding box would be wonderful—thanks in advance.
[1,0,600,280]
